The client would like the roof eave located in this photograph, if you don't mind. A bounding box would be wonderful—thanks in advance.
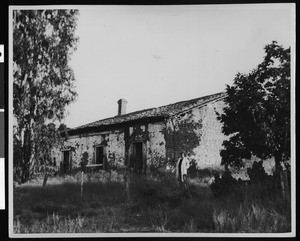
[169,93,228,118]
[67,115,167,136]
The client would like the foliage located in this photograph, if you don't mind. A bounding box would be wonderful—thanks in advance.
[80,152,89,173]
[210,170,245,201]
[106,153,126,174]
[187,159,216,179]
[13,10,79,182]
[144,153,171,179]
[187,159,198,178]
[218,41,290,170]
[210,161,283,201]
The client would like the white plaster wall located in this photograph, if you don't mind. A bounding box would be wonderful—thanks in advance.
[106,132,125,168]
[52,99,279,178]
[53,131,125,169]
[190,100,228,171]
[68,135,102,167]
[147,122,166,168]
[186,100,276,178]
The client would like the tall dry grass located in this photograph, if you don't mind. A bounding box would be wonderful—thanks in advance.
[13,170,291,233]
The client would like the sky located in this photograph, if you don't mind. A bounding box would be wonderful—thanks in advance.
[64,4,294,128]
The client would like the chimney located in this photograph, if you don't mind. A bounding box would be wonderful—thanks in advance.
[117,99,128,116]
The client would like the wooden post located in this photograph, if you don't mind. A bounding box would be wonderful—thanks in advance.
[280,169,290,203]
[124,168,131,203]
[142,142,147,174]
[42,173,48,187]
[81,171,84,199]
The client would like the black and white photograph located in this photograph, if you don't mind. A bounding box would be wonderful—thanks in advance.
[9,3,295,237]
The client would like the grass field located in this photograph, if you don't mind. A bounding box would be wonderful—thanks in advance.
[13,171,291,233]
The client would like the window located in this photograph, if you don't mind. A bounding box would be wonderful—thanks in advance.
[95,146,106,170]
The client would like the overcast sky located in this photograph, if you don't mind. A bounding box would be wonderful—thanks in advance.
[64,4,294,128]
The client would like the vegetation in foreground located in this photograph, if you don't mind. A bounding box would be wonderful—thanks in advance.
[13,170,291,233]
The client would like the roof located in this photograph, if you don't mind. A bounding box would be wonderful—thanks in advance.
[70,92,226,133]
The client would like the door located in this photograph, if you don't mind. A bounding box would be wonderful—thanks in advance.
[133,142,143,174]
[63,151,70,173]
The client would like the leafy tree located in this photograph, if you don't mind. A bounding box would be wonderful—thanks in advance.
[218,41,290,172]
[13,10,79,183]
[33,123,64,174]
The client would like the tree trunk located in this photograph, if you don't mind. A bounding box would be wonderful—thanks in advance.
[280,169,290,203]
[21,127,32,183]
[274,151,282,172]
[274,151,289,201]
[81,171,84,199]
[273,151,282,190]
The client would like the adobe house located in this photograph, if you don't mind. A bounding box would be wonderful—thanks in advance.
[53,92,230,175]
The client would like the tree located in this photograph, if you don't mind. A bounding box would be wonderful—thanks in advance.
[218,41,290,173]
[13,10,79,183]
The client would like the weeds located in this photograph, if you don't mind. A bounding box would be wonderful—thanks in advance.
[14,212,85,233]
[212,202,291,233]
[13,171,291,233]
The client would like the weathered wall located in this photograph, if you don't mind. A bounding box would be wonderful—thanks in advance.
[53,98,277,179]
[53,130,125,169]
[52,99,277,179]
[164,100,277,178]
[164,112,203,165]
[191,100,228,171]
[165,99,227,171]
[124,122,166,171]
[53,122,167,172]
[106,132,126,168]
[128,124,149,143]
[146,122,166,169]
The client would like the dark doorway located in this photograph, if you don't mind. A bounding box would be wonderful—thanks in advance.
[133,142,143,174]
[95,146,104,170]
[63,151,70,174]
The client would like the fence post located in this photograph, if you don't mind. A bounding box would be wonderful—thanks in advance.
[280,169,290,203]
[124,168,131,203]
[42,173,48,187]
[81,171,84,199]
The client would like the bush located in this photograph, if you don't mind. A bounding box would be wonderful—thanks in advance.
[247,161,280,200]
[210,170,245,201]
[187,160,215,179]
[210,161,283,202]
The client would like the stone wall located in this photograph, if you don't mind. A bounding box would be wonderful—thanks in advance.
[53,122,167,172]
[53,130,125,170]
[146,122,166,170]
[191,100,228,171]
[165,99,227,171]
[53,98,276,178]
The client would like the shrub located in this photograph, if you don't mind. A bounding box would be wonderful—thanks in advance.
[246,161,280,200]
[210,170,245,200]
[188,160,215,179]
[210,161,283,202]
